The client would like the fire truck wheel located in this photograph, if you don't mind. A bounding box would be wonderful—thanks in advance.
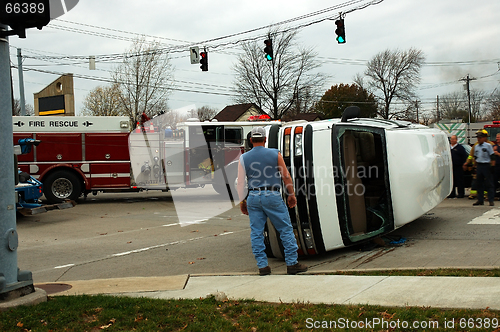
[212,183,226,195]
[212,175,238,201]
[44,171,82,203]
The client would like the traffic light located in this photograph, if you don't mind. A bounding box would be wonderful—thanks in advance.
[264,39,273,61]
[200,51,208,71]
[335,19,346,44]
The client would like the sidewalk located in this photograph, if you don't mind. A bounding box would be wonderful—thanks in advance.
[36,271,500,310]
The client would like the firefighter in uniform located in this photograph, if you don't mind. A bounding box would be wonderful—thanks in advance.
[463,129,496,206]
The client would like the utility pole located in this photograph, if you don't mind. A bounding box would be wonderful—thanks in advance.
[17,48,26,116]
[415,99,420,124]
[460,74,476,144]
[436,95,440,122]
[0,24,35,302]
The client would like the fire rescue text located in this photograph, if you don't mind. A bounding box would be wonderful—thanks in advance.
[29,120,79,128]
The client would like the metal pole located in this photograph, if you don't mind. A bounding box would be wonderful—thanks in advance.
[415,99,419,124]
[460,75,475,145]
[17,48,26,116]
[436,95,440,122]
[0,23,18,290]
[467,75,471,145]
[0,24,34,300]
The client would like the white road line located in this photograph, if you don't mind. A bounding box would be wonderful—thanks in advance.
[52,230,243,268]
[181,219,209,225]
[217,231,234,236]
[54,264,75,269]
[112,235,209,257]
[163,223,180,227]
[468,208,500,224]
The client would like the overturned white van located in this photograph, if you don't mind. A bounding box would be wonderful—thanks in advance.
[264,110,452,257]
[128,108,451,255]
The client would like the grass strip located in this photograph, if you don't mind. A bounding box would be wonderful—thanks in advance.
[327,268,500,277]
[1,295,499,331]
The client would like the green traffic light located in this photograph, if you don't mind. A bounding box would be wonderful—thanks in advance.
[264,39,273,61]
[335,18,346,44]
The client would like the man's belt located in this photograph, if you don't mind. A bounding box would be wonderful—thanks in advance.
[249,187,281,191]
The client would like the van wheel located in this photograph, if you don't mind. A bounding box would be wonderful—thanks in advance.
[43,171,82,203]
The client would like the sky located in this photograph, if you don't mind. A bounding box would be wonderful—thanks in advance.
[6,0,500,117]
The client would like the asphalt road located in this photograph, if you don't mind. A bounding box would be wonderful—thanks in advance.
[15,188,500,283]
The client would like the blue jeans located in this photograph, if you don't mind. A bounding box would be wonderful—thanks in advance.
[246,190,298,268]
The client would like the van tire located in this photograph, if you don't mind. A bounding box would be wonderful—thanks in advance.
[43,170,82,203]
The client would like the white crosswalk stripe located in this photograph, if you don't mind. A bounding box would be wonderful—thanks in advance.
[468,209,500,224]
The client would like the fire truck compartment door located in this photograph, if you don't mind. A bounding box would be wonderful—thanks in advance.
[36,133,82,162]
[164,141,185,185]
[89,163,131,188]
[85,133,130,161]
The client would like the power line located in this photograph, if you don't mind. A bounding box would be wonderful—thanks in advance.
[50,0,368,48]
[28,0,382,61]
[54,18,191,44]
[188,0,367,45]
[425,59,500,66]
[15,66,237,97]
[12,41,499,96]
[12,51,235,93]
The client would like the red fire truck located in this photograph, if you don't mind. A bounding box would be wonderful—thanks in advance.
[13,116,132,203]
[12,116,276,203]
[484,120,500,141]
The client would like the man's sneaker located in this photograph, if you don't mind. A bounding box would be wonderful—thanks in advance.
[473,201,484,206]
[287,263,308,275]
[259,266,271,276]
[490,201,495,206]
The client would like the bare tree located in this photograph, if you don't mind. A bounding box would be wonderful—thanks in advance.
[12,98,34,116]
[186,109,197,119]
[162,110,187,130]
[81,84,124,116]
[486,89,500,120]
[287,85,321,116]
[420,111,433,126]
[197,106,218,121]
[469,89,486,121]
[440,92,467,120]
[356,48,425,119]
[112,37,173,127]
[232,28,325,120]
[398,99,422,123]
